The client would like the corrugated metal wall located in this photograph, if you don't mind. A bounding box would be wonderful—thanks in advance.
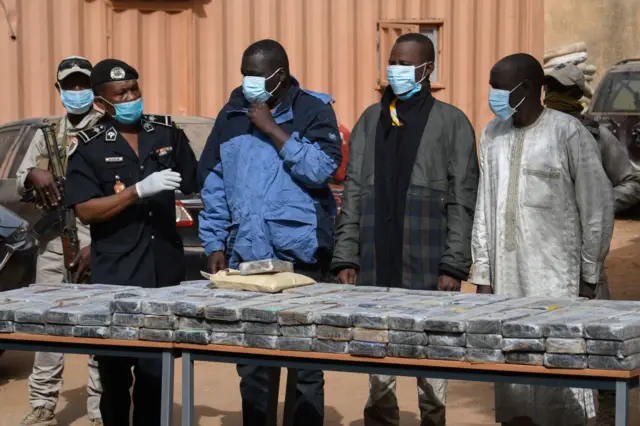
[0,0,543,130]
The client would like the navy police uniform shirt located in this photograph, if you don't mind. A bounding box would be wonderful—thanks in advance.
[64,114,199,288]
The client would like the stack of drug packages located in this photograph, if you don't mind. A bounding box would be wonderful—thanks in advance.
[3,278,640,371]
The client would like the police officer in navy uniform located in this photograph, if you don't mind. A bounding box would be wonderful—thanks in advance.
[64,59,198,426]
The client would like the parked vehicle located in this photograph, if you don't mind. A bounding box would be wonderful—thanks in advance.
[0,115,348,287]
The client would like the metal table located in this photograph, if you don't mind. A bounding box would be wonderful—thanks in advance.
[0,333,176,426]
[178,344,640,426]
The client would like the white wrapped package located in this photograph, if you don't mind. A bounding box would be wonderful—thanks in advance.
[203,270,314,293]
[238,259,294,275]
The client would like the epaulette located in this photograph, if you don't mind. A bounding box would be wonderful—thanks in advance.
[76,124,107,144]
[143,114,173,127]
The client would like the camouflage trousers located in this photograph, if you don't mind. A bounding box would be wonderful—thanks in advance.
[30,248,102,420]
[364,374,447,426]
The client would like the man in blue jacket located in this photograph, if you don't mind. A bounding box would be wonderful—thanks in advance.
[198,39,342,425]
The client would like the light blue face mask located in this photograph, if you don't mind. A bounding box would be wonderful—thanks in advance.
[387,62,428,100]
[489,82,525,120]
[101,97,144,124]
[60,89,94,115]
[242,68,282,104]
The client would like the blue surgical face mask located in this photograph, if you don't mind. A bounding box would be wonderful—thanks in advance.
[489,82,525,120]
[242,68,282,104]
[387,62,429,100]
[60,89,94,115]
[101,97,144,124]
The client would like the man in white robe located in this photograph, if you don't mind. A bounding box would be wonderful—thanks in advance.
[471,53,614,426]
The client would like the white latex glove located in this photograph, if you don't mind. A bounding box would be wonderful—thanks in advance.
[135,169,182,199]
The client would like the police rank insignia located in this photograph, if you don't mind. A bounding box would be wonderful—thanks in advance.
[106,127,118,142]
[67,137,78,156]
[155,146,173,157]
[114,175,125,193]
[142,122,154,132]
[110,67,125,80]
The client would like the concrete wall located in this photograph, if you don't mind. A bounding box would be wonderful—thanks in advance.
[545,0,640,87]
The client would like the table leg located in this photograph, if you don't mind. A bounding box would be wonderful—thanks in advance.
[182,351,194,426]
[616,379,629,426]
[161,350,175,426]
[282,368,298,426]
[266,367,281,426]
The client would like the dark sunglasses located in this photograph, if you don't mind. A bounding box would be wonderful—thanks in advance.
[58,57,92,71]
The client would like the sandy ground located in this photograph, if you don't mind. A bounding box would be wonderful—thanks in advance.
[1,220,640,425]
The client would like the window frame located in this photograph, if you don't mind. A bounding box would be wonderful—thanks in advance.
[377,19,444,92]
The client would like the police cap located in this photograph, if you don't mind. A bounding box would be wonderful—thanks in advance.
[91,59,139,88]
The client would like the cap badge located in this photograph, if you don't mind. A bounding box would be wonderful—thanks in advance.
[110,67,125,80]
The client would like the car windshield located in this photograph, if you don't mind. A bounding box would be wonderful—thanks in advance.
[591,70,640,115]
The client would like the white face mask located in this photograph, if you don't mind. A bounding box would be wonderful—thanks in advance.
[387,62,429,100]
[242,68,282,103]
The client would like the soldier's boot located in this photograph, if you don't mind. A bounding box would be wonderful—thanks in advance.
[19,407,58,426]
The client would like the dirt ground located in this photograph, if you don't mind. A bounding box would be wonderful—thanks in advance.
[1,220,640,425]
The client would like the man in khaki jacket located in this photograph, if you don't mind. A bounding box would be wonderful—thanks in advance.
[16,56,103,426]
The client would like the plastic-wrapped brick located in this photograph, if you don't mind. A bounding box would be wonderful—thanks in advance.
[204,300,264,322]
[387,344,425,359]
[178,317,211,331]
[426,346,466,361]
[543,353,587,369]
[428,333,466,347]
[0,321,14,333]
[73,326,109,339]
[388,330,427,346]
[210,332,245,347]
[543,309,621,338]
[316,325,352,341]
[387,308,431,331]
[278,304,338,326]
[520,298,584,310]
[173,297,223,318]
[14,323,45,334]
[280,325,316,338]
[312,339,349,354]
[245,334,279,350]
[78,306,112,326]
[174,329,210,345]
[349,341,387,358]
[352,328,389,343]
[46,304,111,325]
[245,322,281,336]
[142,315,178,330]
[502,308,578,338]
[209,321,245,333]
[141,299,175,316]
[466,334,502,349]
[466,349,505,363]
[466,309,540,335]
[587,338,640,357]
[110,298,143,314]
[501,338,545,352]
[0,301,30,321]
[283,283,348,295]
[139,328,174,342]
[505,353,544,366]
[313,307,354,327]
[239,259,294,275]
[545,338,587,354]
[45,324,74,337]
[112,313,144,328]
[241,302,300,323]
[351,305,391,329]
[278,337,313,351]
[423,305,507,333]
[110,326,140,340]
[588,354,640,370]
[14,303,54,324]
[584,316,640,341]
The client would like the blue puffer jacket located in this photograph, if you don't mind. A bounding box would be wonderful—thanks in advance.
[197,79,342,267]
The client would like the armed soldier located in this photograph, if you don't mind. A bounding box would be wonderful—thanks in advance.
[16,56,103,426]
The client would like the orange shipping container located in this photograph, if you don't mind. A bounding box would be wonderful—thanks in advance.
[0,0,543,131]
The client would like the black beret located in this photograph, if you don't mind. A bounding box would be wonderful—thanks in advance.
[91,59,139,88]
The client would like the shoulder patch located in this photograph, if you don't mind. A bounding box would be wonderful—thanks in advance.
[105,127,118,142]
[143,114,173,127]
[301,89,334,105]
[77,124,106,144]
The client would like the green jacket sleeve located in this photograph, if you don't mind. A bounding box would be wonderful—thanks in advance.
[331,105,375,272]
[439,108,479,280]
